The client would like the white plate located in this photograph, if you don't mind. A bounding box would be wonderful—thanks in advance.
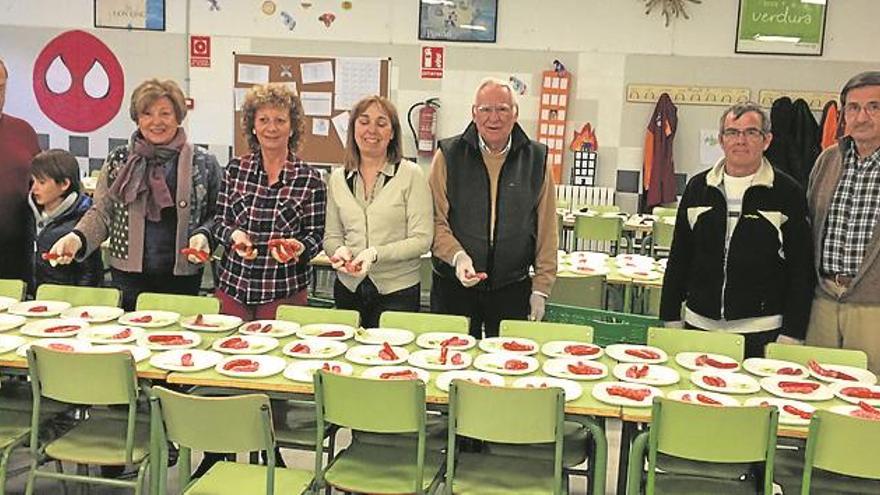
[742,358,808,378]
[282,339,348,359]
[407,348,472,371]
[344,344,409,366]
[435,370,505,391]
[668,390,740,407]
[605,344,668,364]
[472,353,539,376]
[149,349,222,372]
[361,366,430,383]
[415,332,476,350]
[759,376,834,401]
[354,327,415,346]
[569,251,609,264]
[17,338,92,356]
[807,361,877,385]
[0,296,18,312]
[296,323,355,341]
[9,300,71,317]
[675,352,740,372]
[541,341,603,360]
[830,382,880,406]
[615,254,655,268]
[566,265,610,276]
[829,404,880,421]
[212,335,279,355]
[118,310,180,328]
[0,334,26,354]
[61,306,125,323]
[478,336,539,355]
[543,358,608,381]
[136,331,201,350]
[88,344,151,363]
[0,313,27,332]
[180,314,244,332]
[591,381,662,407]
[617,267,662,280]
[613,363,681,386]
[20,318,88,338]
[239,320,301,338]
[691,371,760,394]
[215,355,287,378]
[77,325,143,344]
[512,377,583,402]
[743,397,815,425]
[283,360,353,382]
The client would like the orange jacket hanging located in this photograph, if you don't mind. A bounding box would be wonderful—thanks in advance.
[820,100,840,150]
[642,93,678,210]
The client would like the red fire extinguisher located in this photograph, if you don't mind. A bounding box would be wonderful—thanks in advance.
[408,98,440,158]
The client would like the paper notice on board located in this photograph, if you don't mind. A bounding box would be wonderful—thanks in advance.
[301,61,334,84]
[332,112,351,147]
[700,129,724,166]
[237,64,270,84]
[233,88,248,111]
[300,92,333,116]
[312,118,330,136]
[334,58,380,110]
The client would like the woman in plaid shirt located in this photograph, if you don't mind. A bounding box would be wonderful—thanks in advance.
[213,83,326,319]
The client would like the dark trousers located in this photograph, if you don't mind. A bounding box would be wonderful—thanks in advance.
[685,322,780,359]
[430,273,530,339]
[333,277,420,328]
[110,268,202,311]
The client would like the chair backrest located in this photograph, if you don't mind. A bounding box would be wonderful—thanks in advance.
[277,305,360,327]
[547,275,604,308]
[544,304,657,346]
[28,347,137,405]
[647,397,778,494]
[379,311,468,334]
[803,410,880,482]
[651,217,675,254]
[0,279,25,300]
[499,320,593,345]
[574,215,623,242]
[651,206,678,219]
[135,292,219,316]
[764,343,868,368]
[647,327,744,361]
[36,284,121,307]
[315,371,423,433]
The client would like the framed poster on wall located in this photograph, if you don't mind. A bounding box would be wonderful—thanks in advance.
[95,0,166,31]
[735,0,827,56]
[418,0,498,43]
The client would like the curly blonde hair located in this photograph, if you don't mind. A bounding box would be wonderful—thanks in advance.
[240,83,305,153]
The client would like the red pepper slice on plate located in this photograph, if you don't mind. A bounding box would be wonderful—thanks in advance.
[450,352,464,366]
[782,404,813,420]
[607,385,651,401]
[441,336,470,347]
[439,345,449,365]
[378,342,398,361]
[180,352,194,367]
[852,401,880,421]
[696,394,723,406]
[504,359,529,371]
[223,358,260,372]
[131,314,153,323]
[379,370,419,380]
[694,354,738,369]
[808,360,857,381]
[778,381,820,394]
[29,305,48,313]
[319,330,345,337]
[624,348,660,360]
[41,252,73,261]
[626,364,650,379]
[840,387,880,400]
[502,340,534,352]
[148,335,192,346]
[219,337,249,350]
[111,328,132,340]
[290,343,311,354]
[564,344,599,356]
[567,361,603,375]
[80,311,92,319]
[44,325,80,334]
[193,314,218,328]
[321,362,342,373]
[702,375,728,388]
[777,367,803,376]
[47,343,74,352]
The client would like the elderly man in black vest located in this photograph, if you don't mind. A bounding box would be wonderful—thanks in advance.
[429,77,558,338]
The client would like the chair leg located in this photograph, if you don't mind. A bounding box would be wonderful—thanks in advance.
[54,460,69,495]
[24,458,39,495]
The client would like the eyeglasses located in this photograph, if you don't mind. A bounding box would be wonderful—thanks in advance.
[844,101,880,117]
[474,104,514,117]
[721,127,765,140]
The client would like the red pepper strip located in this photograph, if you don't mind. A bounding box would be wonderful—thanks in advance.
[858,401,880,415]
[378,342,399,361]
[29,305,48,313]
[223,359,259,372]
[626,365,650,379]
[607,386,651,401]
[291,343,311,354]
[180,353,194,367]
[439,346,449,365]
[44,325,80,334]
[564,344,600,356]
[179,248,210,263]
[694,354,738,369]
[319,330,345,337]
[379,370,419,380]
[808,360,857,381]
[567,361,603,375]
[702,375,727,388]
[220,337,249,349]
[840,387,880,400]
[504,359,529,371]
[111,328,132,340]
[148,335,192,345]
[778,381,820,394]
[441,336,470,347]
[625,348,660,360]
[696,394,723,406]
[41,252,72,261]
[782,404,813,420]
[321,363,342,373]
[502,340,534,352]
[193,314,219,327]
[131,315,153,323]
[450,353,464,365]
[47,343,74,352]
[777,367,803,376]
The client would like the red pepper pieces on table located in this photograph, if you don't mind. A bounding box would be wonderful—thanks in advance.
[567,361,603,376]
[701,375,727,388]
[808,360,857,381]
[378,342,398,361]
[626,365,650,380]
[624,348,660,360]
[694,354,737,369]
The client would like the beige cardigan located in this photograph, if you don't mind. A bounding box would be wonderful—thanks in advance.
[323,159,433,294]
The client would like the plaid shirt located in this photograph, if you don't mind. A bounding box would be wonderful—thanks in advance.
[820,138,880,276]
[214,152,326,305]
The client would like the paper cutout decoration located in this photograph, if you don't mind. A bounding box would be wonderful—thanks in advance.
[319,12,336,27]
[569,123,598,152]
[509,76,527,96]
[261,1,276,15]
[537,64,572,184]
[572,149,597,186]
[280,64,293,78]
[281,11,297,31]
[206,0,220,11]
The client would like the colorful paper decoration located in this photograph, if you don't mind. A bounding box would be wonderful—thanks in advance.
[536,67,571,184]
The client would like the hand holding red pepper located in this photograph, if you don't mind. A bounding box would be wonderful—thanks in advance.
[329,246,353,270]
[230,230,258,260]
[268,238,304,264]
[46,232,82,266]
[182,233,211,264]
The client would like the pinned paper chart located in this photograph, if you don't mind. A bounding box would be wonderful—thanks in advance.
[537,70,571,184]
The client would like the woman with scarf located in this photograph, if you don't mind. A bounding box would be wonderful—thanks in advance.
[49,79,221,310]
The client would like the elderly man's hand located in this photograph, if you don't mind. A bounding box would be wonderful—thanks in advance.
[528,292,547,321]
[454,252,481,288]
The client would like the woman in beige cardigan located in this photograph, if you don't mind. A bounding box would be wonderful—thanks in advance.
[323,95,433,327]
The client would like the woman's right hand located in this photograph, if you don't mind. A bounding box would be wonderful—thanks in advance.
[47,233,82,266]
[230,230,258,260]
[329,246,352,271]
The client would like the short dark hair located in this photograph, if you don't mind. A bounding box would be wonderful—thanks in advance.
[343,95,403,171]
[31,149,81,196]
[718,102,771,135]
[840,71,880,106]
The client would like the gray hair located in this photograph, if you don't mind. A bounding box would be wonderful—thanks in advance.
[472,77,519,110]
[718,102,770,135]
[840,71,880,106]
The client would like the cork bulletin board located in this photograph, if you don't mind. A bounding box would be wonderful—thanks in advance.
[233,53,391,166]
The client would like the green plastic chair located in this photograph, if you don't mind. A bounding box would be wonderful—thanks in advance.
[135,292,219,316]
[547,275,605,309]
[544,304,658,346]
[576,204,620,214]
[650,217,675,257]
[574,215,623,255]
[499,319,593,346]
[651,206,678,219]
[0,368,32,495]
[277,305,359,327]
[35,283,121,307]
[313,371,444,494]
[379,311,468,334]
[0,279,25,300]
[150,386,313,495]
[647,327,745,362]
[445,379,567,495]
[627,397,779,495]
[25,347,150,494]
[798,410,880,494]
[764,343,868,368]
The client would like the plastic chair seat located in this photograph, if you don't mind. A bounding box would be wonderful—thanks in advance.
[485,420,589,467]
[0,410,30,449]
[351,412,447,451]
[324,440,444,494]
[452,451,558,494]
[774,446,880,495]
[655,452,757,481]
[185,461,312,495]
[45,414,149,465]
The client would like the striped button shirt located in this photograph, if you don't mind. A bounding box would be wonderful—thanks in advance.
[214,152,326,305]
[820,138,880,277]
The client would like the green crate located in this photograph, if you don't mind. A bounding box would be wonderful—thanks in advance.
[544,303,658,346]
